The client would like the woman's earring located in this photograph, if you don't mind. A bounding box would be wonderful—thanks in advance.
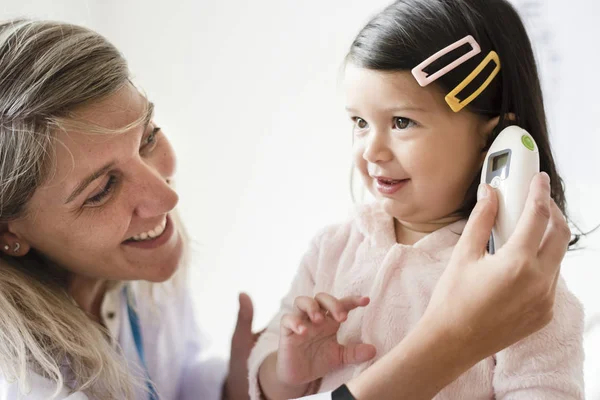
[3,245,8,251]
[13,243,20,253]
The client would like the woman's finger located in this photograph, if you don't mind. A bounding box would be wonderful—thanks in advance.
[504,172,552,255]
[537,200,571,274]
[231,293,254,346]
[456,183,499,259]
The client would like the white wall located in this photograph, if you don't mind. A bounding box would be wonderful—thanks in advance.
[1,0,599,397]
[89,0,394,355]
[0,0,96,26]
[514,1,600,395]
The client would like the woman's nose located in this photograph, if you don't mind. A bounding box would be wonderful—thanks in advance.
[130,166,179,219]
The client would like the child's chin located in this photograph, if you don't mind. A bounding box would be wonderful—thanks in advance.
[379,198,411,218]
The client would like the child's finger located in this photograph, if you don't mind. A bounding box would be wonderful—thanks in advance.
[339,343,377,366]
[314,294,369,323]
[280,313,307,337]
[314,292,348,322]
[293,296,324,323]
[315,293,371,322]
[337,296,370,313]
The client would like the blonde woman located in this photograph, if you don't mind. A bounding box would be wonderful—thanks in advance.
[0,20,571,400]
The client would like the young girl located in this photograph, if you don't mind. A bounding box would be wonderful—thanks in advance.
[248,0,584,399]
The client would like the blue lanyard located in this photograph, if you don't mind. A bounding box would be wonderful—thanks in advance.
[124,286,159,400]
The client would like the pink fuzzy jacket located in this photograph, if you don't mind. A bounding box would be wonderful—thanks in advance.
[248,202,585,399]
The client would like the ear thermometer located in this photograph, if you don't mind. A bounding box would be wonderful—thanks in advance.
[480,125,539,254]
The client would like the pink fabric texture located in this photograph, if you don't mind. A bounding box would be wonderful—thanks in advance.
[248,202,584,399]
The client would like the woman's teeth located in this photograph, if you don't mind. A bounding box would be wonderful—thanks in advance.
[130,219,167,242]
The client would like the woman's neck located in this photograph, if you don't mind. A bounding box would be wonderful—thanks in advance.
[68,275,108,323]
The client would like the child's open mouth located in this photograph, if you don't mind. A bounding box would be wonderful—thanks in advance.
[374,177,409,195]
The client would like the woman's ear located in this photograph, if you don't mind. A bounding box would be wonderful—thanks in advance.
[0,223,31,257]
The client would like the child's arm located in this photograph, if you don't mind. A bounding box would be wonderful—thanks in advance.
[247,227,375,400]
[257,294,374,400]
[247,233,322,400]
[493,277,585,399]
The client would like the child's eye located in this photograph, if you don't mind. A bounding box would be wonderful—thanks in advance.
[393,117,415,130]
[352,117,369,130]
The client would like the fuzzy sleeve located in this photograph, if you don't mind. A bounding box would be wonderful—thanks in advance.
[493,277,585,399]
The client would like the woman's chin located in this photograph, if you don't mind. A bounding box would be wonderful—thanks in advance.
[134,233,185,283]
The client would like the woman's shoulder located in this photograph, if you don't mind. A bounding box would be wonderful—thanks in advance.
[0,370,88,400]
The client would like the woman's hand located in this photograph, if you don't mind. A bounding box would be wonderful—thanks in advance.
[346,172,571,400]
[224,293,262,400]
[424,172,569,362]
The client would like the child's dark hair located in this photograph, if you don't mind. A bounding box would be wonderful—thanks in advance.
[346,0,569,227]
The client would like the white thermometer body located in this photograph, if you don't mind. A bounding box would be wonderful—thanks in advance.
[480,126,540,253]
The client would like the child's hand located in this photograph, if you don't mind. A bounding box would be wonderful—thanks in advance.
[276,293,376,386]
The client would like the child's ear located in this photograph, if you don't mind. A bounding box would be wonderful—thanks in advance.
[481,112,517,147]
[477,113,517,165]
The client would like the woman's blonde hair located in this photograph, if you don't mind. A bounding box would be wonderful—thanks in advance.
[0,19,184,399]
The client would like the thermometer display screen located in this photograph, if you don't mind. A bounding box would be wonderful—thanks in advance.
[492,153,509,172]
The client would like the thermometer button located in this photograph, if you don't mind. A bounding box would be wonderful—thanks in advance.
[491,176,502,188]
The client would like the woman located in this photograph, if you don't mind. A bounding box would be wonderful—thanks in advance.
[0,20,570,400]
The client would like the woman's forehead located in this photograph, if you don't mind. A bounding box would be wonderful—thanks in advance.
[34,86,150,202]
[68,84,149,131]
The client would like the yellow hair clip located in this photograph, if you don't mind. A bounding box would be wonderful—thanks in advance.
[445,51,501,112]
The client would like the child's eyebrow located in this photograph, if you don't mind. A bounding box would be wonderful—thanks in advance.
[382,106,427,113]
[345,106,427,113]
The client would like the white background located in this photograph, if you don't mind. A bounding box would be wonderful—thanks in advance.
[2,0,599,397]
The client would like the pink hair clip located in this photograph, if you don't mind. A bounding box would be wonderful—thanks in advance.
[411,35,481,87]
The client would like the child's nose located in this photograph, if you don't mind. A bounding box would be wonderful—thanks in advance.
[363,132,392,163]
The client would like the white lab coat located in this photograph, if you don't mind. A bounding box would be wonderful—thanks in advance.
[0,283,337,400]
[0,283,227,400]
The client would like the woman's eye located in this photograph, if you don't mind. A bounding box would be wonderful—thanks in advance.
[141,127,160,151]
[84,175,117,206]
[353,117,369,130]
